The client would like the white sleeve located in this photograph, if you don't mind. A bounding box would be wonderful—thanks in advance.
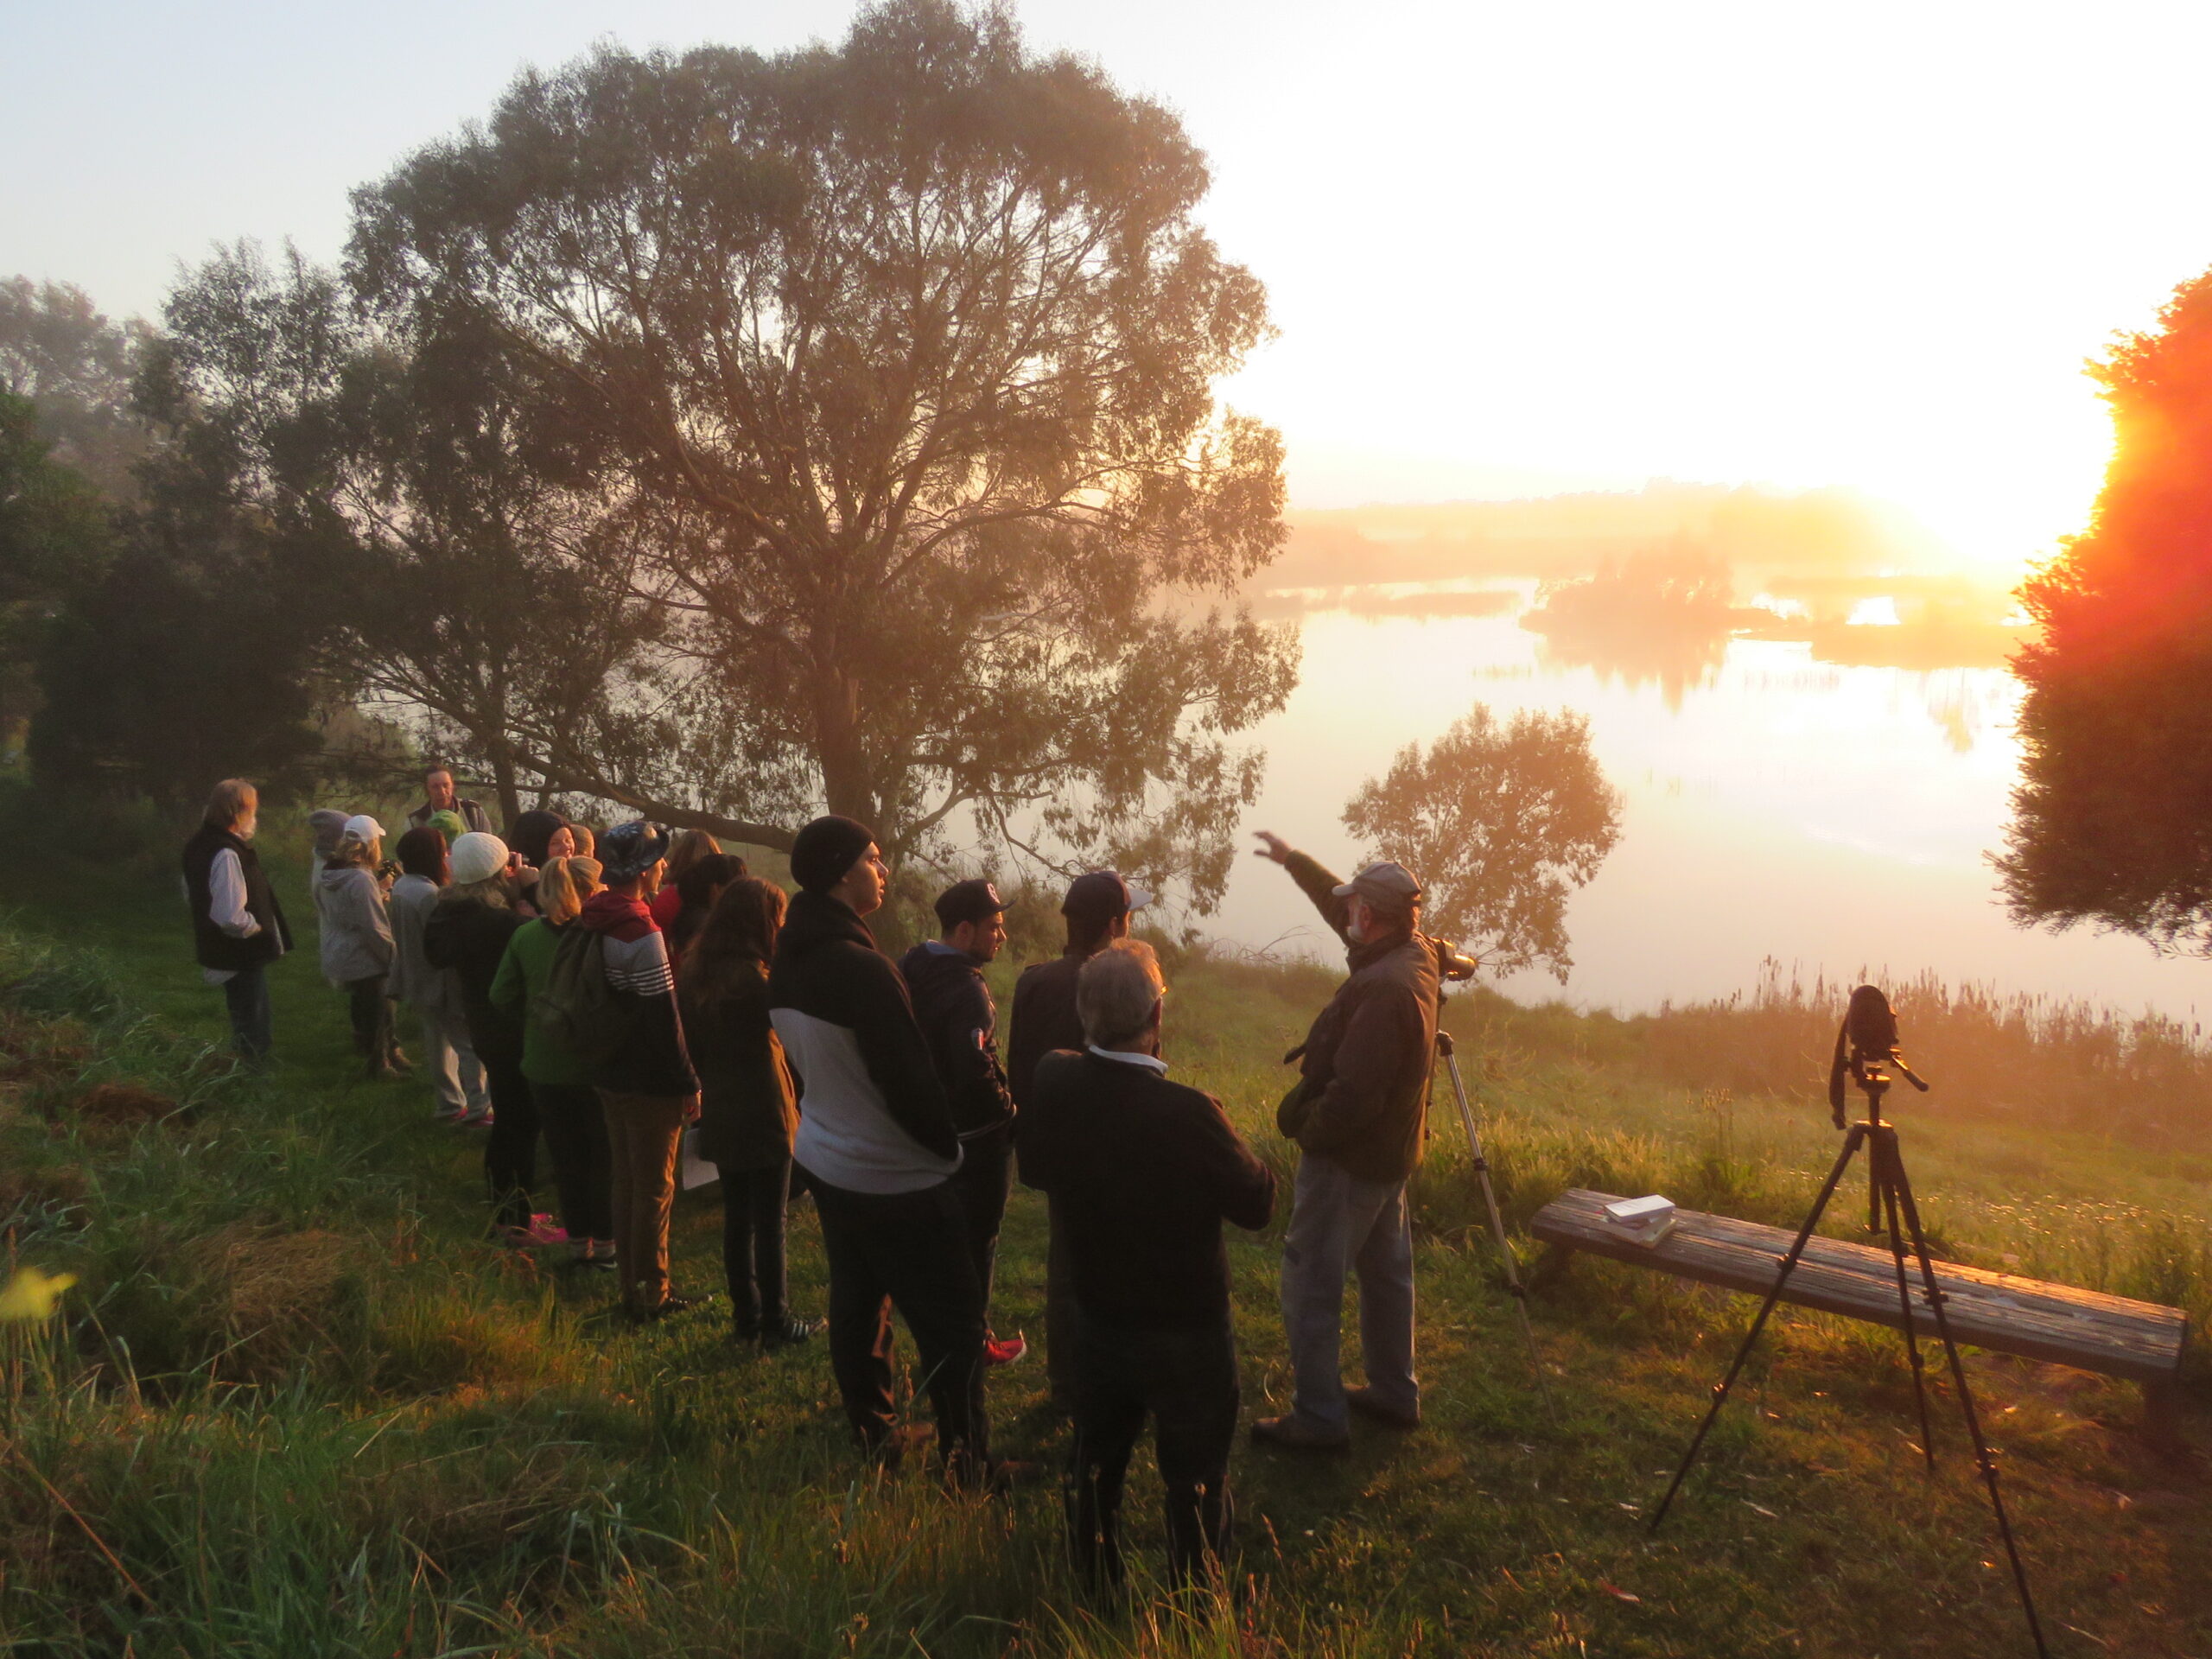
[209,849,263,939]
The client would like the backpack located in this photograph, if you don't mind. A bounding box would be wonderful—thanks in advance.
[537,925,637,1070]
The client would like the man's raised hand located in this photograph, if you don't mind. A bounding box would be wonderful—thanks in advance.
[1252,830,1293,865]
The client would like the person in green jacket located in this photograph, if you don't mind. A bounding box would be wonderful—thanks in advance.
[491,855,615,1270]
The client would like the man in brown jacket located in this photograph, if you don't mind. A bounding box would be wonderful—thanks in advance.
[1249,831,1440,1450]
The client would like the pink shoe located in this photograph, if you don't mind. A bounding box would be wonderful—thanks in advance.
[504,1211,570,1247]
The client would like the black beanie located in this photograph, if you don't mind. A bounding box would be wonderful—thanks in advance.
[791,815,877,893]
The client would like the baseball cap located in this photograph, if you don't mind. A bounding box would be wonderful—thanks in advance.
[1062,869,1152,925]
[341,814,385,842]
[935,878,1006,931]
[1332,861,1421,912]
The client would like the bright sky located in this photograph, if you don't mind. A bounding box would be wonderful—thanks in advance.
[6,0,2209,569]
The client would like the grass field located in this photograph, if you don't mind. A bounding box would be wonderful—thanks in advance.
[3,828,2212,1656]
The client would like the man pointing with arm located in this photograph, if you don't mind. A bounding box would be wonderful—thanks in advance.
[1249,830,1440,1450]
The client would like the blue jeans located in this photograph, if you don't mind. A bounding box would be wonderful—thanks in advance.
[1278,1153,1418,1435]
[220,966,272,1062]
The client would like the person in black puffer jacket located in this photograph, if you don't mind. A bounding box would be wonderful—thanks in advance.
[423,833,539,1243]
[899,879,1025,1369]
[1247,830,1440,1452]
[768,816,995,1482]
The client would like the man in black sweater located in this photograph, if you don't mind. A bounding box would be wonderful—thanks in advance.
[899,879,1027,1367]
[1020,940,1276,1591]
[1007,869,1150,1400]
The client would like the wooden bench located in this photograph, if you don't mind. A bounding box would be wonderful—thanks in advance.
[1529,1188,2190,1441]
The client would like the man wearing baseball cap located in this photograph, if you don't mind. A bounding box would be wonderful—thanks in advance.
[1007,868,1150,1403]
[900,879,1026,1368]
[1247,831,1440,1450]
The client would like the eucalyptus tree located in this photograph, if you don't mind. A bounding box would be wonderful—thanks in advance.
[153,245,671,826]
[1343,703,1622,981]
[347,0,1295,902]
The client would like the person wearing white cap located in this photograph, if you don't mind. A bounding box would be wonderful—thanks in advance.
[315,813,407,1079]
[1246,830,1440,1451]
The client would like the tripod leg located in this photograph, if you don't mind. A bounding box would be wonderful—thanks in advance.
[1649,1127,1863,1532]
[1876,1153,1937,1473]
[1888,1161,2050,1659]
[1442,1049,1557,1421]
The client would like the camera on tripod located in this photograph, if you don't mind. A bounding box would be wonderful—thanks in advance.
[1826,982,1930,1129]
[1430,938,1478,983]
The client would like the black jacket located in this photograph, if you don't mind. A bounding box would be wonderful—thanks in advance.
[1275,852,1441,1185]
[1020,1049,1275,1330]
[422,895,526,1066]
[767,891,958,1164]
[680,959,798,1170]
[898,942,1015,1140]
[1006,946,1098,1109]
[182,823,290,973]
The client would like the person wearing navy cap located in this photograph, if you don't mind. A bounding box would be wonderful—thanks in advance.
[900,879,1027,1368]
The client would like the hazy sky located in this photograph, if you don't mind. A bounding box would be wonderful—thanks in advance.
[8,0,2211,568]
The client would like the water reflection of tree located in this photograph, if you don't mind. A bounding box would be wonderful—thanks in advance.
[1521,537,1737,709]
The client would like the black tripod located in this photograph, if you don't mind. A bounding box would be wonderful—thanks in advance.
[1646,1043,2049,1658]
[1435,1029,1555,1419]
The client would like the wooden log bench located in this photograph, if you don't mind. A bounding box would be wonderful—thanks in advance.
[1529,1187,2190,1442]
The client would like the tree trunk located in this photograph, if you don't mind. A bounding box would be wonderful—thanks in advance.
[811,653,877,831]
[489,742,522,830]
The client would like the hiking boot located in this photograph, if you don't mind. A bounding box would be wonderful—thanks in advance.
[983,1332,1028,1368]
[1344,1386,1421,1429]
[1249,1414,1350,1452]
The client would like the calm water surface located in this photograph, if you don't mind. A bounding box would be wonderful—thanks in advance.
[1210,594,2209,1023]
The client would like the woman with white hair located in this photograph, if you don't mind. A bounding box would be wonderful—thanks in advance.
[315,814,404,1079]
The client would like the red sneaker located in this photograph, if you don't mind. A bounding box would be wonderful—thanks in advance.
[983,1333,1028,1367]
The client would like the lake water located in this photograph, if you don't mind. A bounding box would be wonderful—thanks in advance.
[1206,587,2209,1025]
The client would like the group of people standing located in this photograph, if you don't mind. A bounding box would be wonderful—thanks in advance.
[183,771,1446,1593]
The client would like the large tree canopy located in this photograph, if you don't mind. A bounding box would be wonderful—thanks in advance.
[1342,703,1621,981]
[340,0,1294,905]
[154,245,673,826]
[1999,269,2212,952]
[0,277,152,500]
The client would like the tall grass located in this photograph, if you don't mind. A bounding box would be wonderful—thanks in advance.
[7,859,2212,1654]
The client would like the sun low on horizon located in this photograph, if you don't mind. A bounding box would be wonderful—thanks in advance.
[4,0,2209,588]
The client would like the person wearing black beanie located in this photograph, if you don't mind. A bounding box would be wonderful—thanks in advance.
[789,815,878,893]
[769,817,1004,1483]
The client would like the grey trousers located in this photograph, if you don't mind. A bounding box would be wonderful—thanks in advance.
[417,1006,487,1116]
[1278,1153,1418,1435]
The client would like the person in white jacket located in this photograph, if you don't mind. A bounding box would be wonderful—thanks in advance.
[315,815,406,1080]
[388,824,489,1123]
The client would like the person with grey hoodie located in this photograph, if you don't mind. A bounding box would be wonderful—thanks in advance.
[316,815,404,1080]
[389,825,490,1124]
